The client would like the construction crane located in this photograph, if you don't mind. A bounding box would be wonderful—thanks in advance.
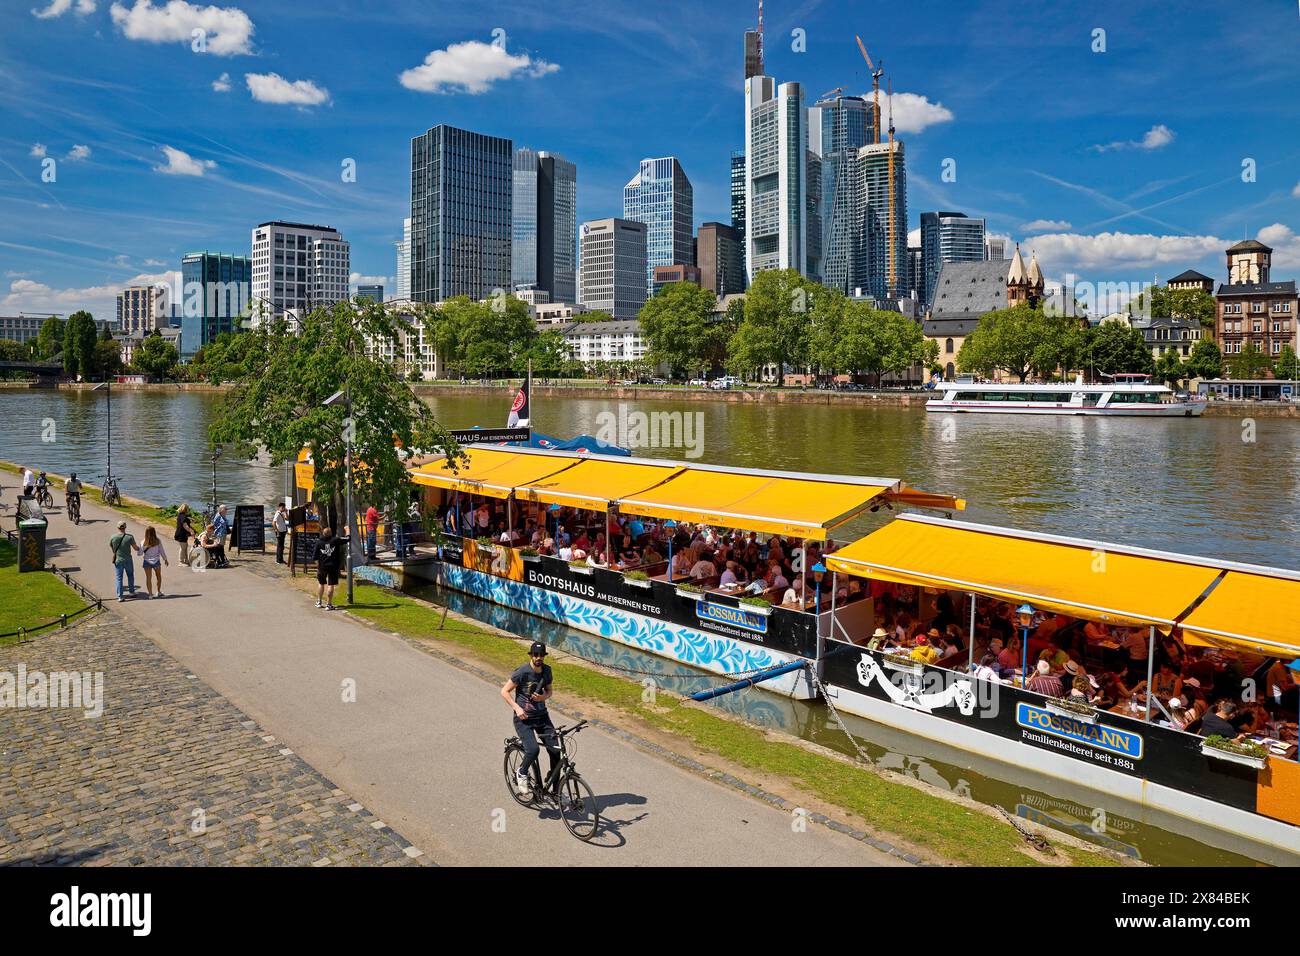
[886,77,897,296]
[854,35,883,145]
[820,86,844,101]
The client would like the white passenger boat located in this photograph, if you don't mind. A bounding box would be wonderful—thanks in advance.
[926,374,1207,417]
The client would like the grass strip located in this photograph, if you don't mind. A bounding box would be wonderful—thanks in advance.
[0,539,90,644]
[345,582,1119,867]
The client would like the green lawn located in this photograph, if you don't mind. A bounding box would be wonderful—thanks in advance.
[346,581,1119,868]
[0,539,89,643]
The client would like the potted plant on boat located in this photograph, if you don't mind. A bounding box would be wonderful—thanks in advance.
[475,535,498,555]
[881,651,923,675]
[739,596,773,617]
[1200,735,1269,770]
[568,558,594,576]
[624,569,653,589]
[519,546,540,563]
[1045,696,1098,724]
[675,581,705,600]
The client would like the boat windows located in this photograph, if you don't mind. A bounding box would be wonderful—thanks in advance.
[1109,392,1163,404]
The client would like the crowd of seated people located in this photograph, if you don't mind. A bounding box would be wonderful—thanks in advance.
[435,496,875,610]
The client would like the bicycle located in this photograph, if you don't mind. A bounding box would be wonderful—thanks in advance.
[66,492,81,525]
[36,485,54,509]
[99,474,121,507]
[503,719,601,841]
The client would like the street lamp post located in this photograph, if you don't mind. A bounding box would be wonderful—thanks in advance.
[210,444,222,518]
[1016,603,1035,688]
[324,388,355,604]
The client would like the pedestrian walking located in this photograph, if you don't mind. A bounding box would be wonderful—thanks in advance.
[22,466,35,497]
[364,504,382,560]
[140,526,169,598]
[272,502,290,564]
[212,504,231,568]
[312,526,343,610]
[108,520,141,601]
[174,503,196,565]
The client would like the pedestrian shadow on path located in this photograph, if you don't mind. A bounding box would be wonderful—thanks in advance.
[0,844,110,867]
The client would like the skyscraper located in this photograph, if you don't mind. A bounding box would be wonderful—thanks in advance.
[181,251,252,355]
[410,124,512,303]
[730,150,746,238]
[623,157,694,295]
[919,211,986,308]
[513,148,577,303]
[856,140,908,298]
[395,217,411,300]
[985,235,1007,261]
[744,75,808,281]
[579,218,647,320]
[355,283,384,303]
[698,222,745,296]
[809,95,871,294]
[249,221,348,327]
[116,286,164,336]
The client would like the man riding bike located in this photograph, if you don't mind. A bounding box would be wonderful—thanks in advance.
[501,641,560,799]
[65,473,83,521]
[35,472,54,508]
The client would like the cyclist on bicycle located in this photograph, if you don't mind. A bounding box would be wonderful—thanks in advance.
[35,472,52,505]
[65,472,82,511]
[502,641,560,798]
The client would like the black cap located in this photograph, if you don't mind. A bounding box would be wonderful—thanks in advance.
[529,641,547,657]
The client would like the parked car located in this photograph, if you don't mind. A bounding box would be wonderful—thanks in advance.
[650,377,668,385]
[688,378,708,387]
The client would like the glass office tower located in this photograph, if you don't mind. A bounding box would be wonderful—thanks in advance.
[623,157,694,296]
[180,251,252,358]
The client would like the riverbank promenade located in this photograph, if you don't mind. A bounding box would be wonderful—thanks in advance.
[3,486,899,866]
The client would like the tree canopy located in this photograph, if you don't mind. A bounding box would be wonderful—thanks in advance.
[1184,338,1223,381]
[62,310,98,377]
[637,282,718,379]
[132,332,180,380]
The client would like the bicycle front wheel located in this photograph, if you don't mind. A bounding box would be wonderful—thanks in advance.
[558,772,600,841]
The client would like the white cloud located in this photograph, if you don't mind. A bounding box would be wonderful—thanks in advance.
[109,0,254,57]
[1027,231,1224,273]
[66,144,91,161]
[1257,223,1300,270]
[30,143,47,158]
[1090,124,1175,153]
[1292,181,1300,199]
[154,144,215,176]
[212,71,231,92]
[882,92,953,135]
[32,0,96,19]
[349,273,392,288]
[3,270,180,323]
[1022,219,1072,232]
[907,227,920,247]
[245,72,330,106]
[399,40,558,95]
[144,258,166,266]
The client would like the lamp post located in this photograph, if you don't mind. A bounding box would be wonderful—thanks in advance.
[210,444,222,518]
[1016,603,1035,688]
[549,503,561,548]
[812,562,826,618]
[664,519,676,579]
[323,388,354,604]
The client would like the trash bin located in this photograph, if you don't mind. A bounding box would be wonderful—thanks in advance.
[17,518,47,573]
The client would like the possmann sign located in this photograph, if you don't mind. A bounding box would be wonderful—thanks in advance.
[694,600,768,635]
[1016,702,1144,761]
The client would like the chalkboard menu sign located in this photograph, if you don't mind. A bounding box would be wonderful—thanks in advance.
[234,504,265,553]
[293,531,320,567]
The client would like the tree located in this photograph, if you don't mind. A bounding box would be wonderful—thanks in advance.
[1184,338,1223,381]
[133,332,180,380]
[637,282,717,379]
[1227,341,1272,380]
[727,269,822,385]
[811,302,932,383]
[423,296,536,378]
[957,304,1064,382]
[62,310,98,377]
[0,338,24,361]
[91,338,122,379]
[210,300,460,533]
[1148,286,1216,329]
[1275,344,1300,382]
[1153,349,1185,388]
[1082,321,1154,378]
[35,316,64,360]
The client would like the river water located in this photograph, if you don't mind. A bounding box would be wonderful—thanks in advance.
[2,387,1295,864]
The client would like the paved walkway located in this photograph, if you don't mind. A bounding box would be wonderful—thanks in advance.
[13,485,900,866]
[0,614,423,866]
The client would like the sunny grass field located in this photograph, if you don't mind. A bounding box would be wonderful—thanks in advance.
[0,539,88,644]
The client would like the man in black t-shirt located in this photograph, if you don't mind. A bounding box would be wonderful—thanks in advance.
[1199,700,1241,740]
[501,641,559,798]
[312,527,343,610]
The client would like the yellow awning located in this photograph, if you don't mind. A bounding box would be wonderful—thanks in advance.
[1181,572,1300,658]
[410,449,578,499]
[616,469,892,540]
[825,514,1222,629]
[513,458,685,511]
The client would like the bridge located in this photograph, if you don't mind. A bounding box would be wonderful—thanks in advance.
[0,361,64,381]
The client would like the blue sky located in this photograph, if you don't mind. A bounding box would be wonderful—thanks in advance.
[2,0,1299,321]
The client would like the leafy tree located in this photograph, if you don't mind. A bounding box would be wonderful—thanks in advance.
[1184,338,1223,381]
[518,328,576,378]
[1227,341,1272,380]
[727,269,822,385]
[1082,321,1154,378]
[1275,344,1300,382]
[62,310,98,377]
[91,338,122,379]
[1148,287,1216,329]
[0,338,25,361]
[210,300,460,538]
[133,332,180,380]
[811,301,932,382]
[422,296,537,378]
[637,282,717,379]
[36,316,64,360]
[1153,349,1186,388]
[957,304,1056,382]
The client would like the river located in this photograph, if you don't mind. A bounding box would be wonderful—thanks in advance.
[2,386,1295,865]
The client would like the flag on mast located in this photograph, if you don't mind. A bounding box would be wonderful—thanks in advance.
[507,360,531,428]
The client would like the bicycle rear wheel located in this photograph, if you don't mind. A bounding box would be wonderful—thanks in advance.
[558,772,600,841]
[503,743,541,807]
